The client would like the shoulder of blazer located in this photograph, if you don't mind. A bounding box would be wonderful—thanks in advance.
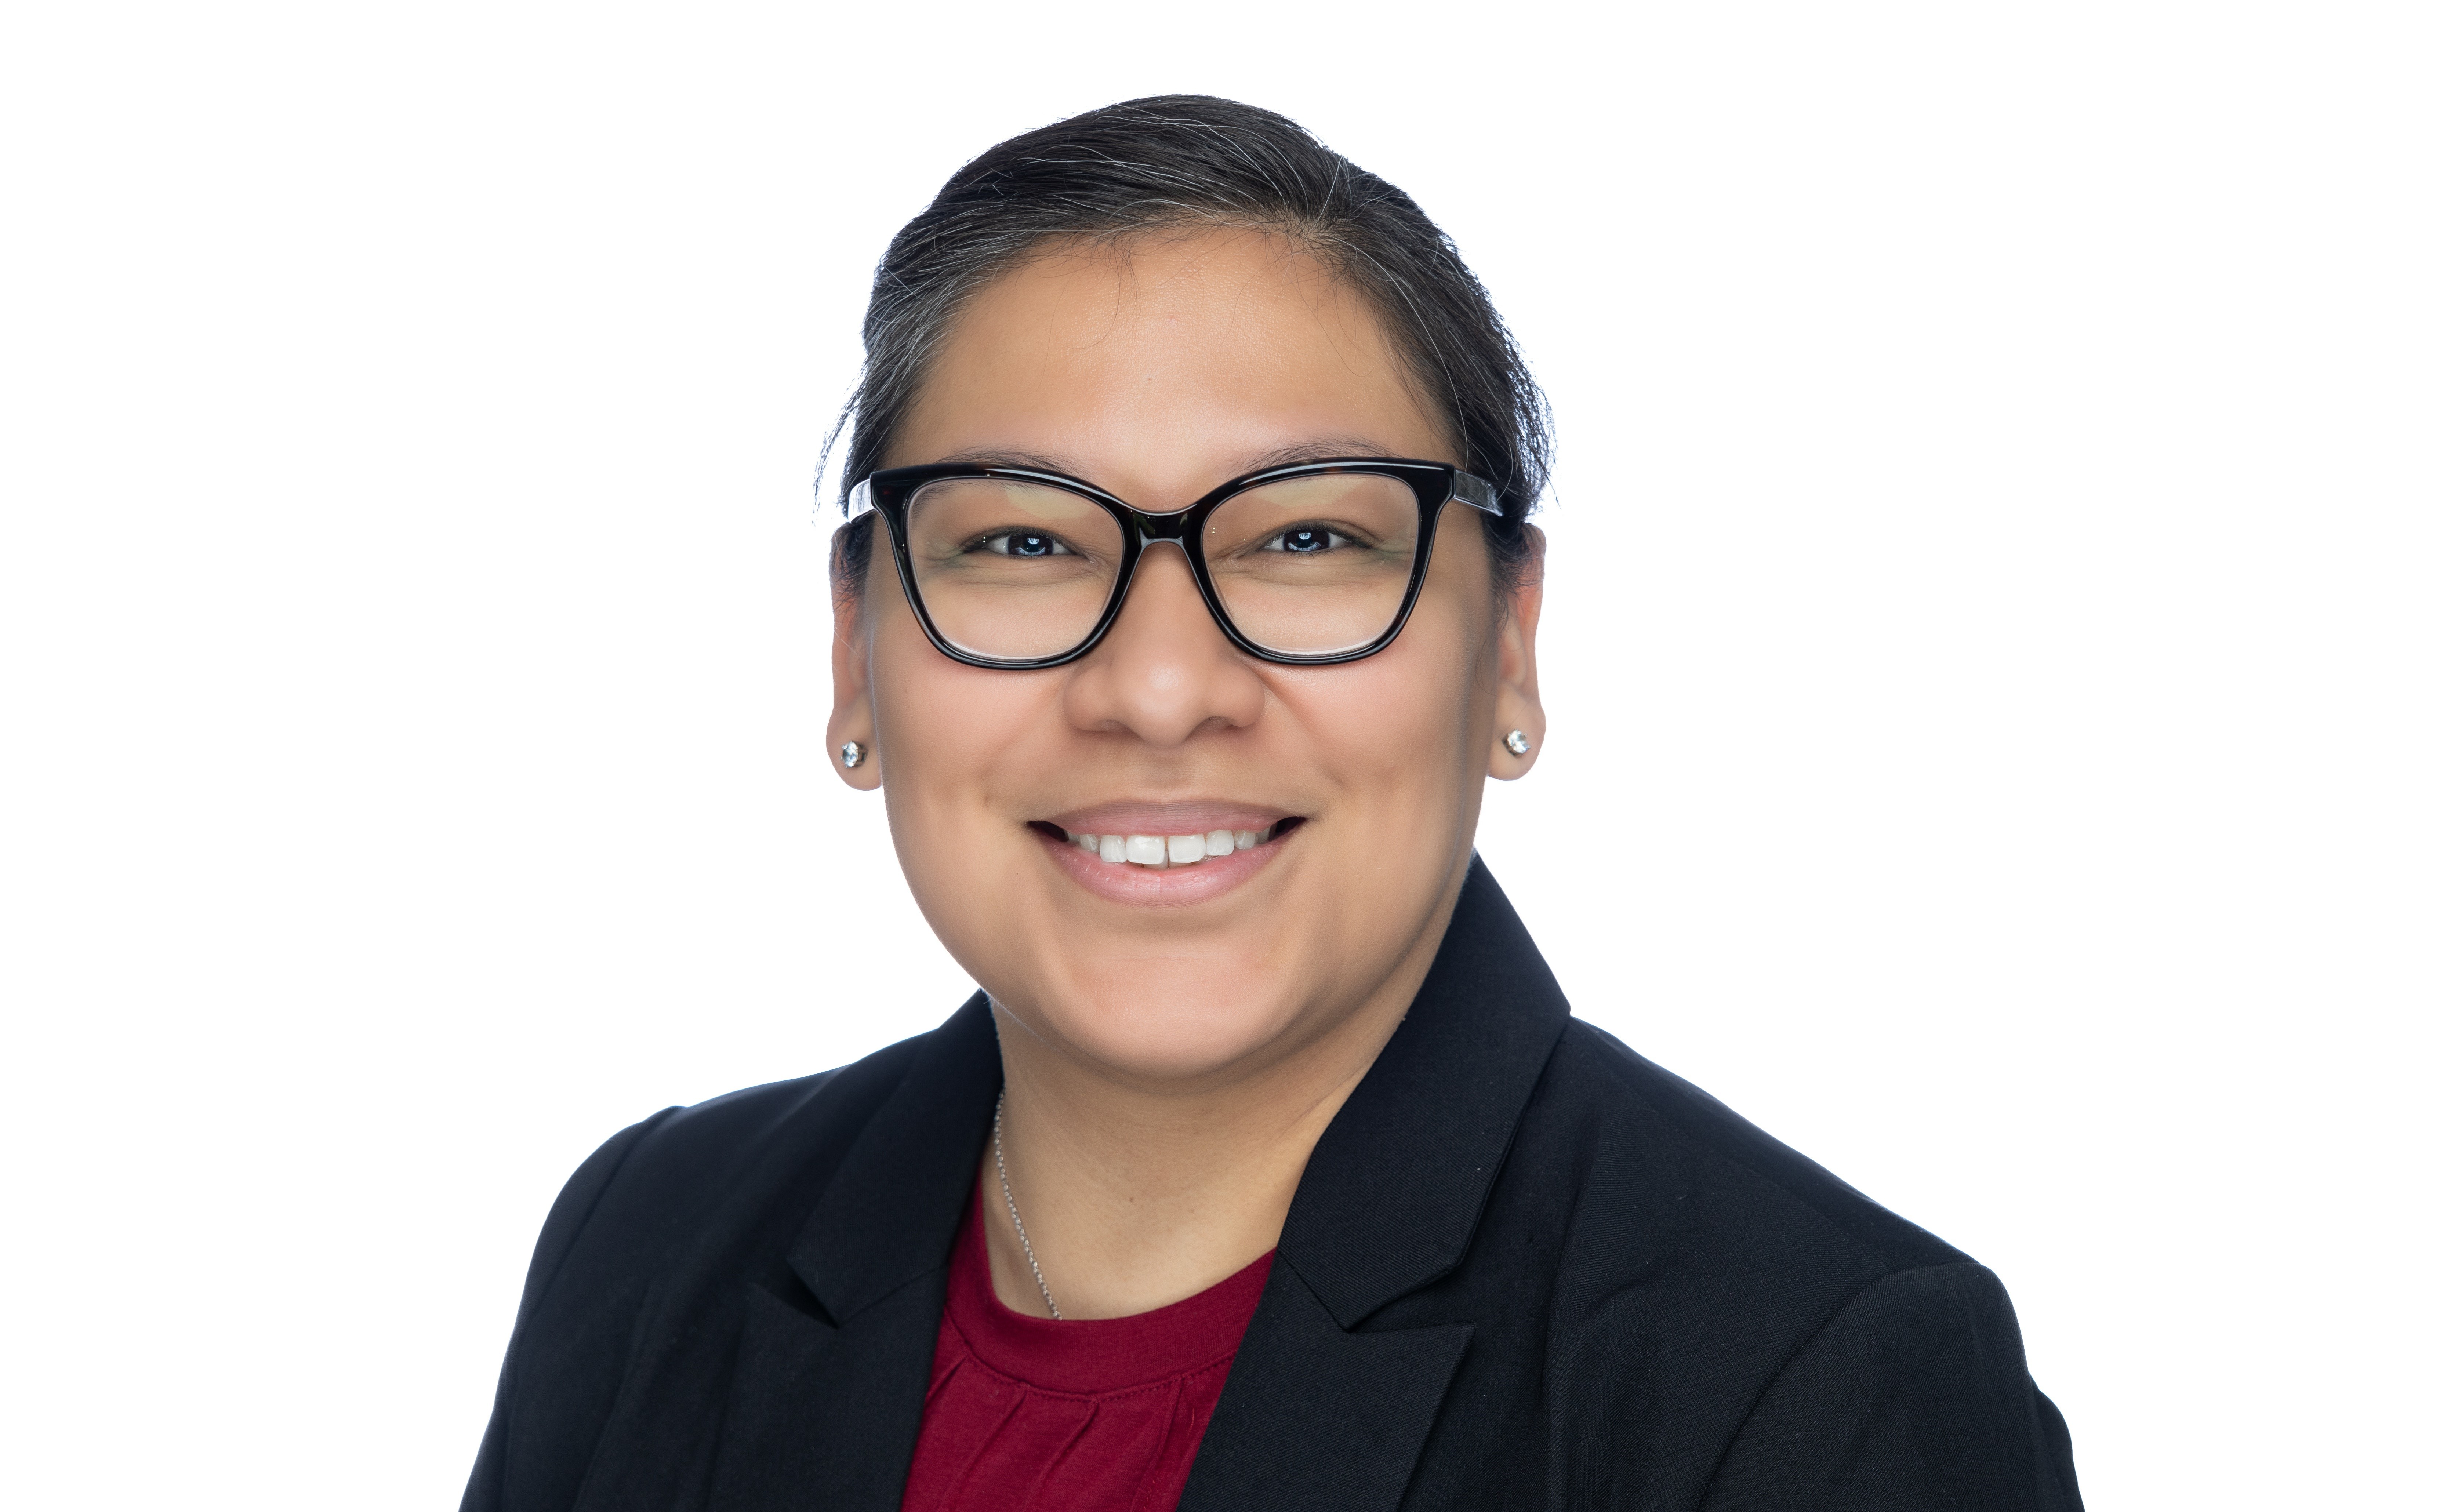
[1534,1015,1967,1277]
[494,1008,961,1381]
[545,1022,939,1290]
[464,1022,965,1512]
[1399,1018,2004,1508]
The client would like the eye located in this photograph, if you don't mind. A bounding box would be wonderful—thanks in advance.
[976,530,1075,558]
[1261,524,1356,554]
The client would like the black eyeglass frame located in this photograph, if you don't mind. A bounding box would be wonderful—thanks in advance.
[849,457,1504,670]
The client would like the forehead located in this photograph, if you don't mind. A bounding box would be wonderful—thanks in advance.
[890,227,1452,494]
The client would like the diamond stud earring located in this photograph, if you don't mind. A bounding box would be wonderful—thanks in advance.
[1503,729,1531,756]
[839,741,866,769]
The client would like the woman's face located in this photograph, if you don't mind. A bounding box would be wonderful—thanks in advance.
[831,227,1543,1087]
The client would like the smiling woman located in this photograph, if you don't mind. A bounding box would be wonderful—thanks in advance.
[461,97,2083,1512]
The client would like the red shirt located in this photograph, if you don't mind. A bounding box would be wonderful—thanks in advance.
[898,1188,1274,1512]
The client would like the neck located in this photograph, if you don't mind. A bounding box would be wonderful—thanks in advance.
[982,885,1460,1321]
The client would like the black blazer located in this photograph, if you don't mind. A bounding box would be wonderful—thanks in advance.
[466,860,2083,1511]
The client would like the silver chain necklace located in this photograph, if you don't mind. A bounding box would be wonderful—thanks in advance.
[992,1090,1063,1320]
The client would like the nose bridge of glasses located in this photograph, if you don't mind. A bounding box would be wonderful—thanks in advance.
[1101,531,1224,652]
[1129,505,1197,545]
[1119,531,1199,592]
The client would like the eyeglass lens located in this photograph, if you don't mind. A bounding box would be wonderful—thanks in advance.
[902,472,1423,661]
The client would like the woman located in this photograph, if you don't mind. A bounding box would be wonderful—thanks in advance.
[464,96,2083,1512]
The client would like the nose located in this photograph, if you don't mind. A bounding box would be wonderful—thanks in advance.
[1061,542,1266,747]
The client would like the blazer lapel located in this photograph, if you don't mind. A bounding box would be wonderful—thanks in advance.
[1177,1263,1473,1512]
[1183,858,1571,1509]
[705,1277,950,1512]
[705,996,1002,1512]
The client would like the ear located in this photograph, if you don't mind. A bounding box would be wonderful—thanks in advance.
[1488,525,1547,781]
[826,528,883,792]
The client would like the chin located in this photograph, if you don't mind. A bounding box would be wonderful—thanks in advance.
[1016,972,1307,1085]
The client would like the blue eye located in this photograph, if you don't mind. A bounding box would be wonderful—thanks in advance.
[981,532,1072,557]
[1266,526,1350,554]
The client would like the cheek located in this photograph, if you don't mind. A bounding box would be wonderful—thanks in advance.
[1313,547,1498,783]
[1289,609,1489,811]
[868,603,1046,844]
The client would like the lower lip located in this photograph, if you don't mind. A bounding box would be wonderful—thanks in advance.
[1037,827,1290,905]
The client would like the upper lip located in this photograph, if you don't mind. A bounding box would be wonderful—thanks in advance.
[1042,802,1295,835]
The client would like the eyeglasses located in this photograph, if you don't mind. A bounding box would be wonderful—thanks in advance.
[848,457,1502,669]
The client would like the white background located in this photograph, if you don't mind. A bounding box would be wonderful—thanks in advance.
[2,2,2439,1506]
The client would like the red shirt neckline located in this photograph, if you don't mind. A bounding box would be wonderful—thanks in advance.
[944,1185,1276,1397]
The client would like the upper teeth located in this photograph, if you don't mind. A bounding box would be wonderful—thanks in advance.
[1072,826,1270,867]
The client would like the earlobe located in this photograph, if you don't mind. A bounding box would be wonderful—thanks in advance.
[1489,719,1544,779]
[1488,526,1547,782]
[827,575,884,792]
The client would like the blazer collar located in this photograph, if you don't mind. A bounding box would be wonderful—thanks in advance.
[788,854,1568,1329]
[1274,855,1571,1326]
[788,992,1000,1325]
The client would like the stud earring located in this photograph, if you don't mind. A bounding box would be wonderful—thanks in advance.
[1503,729,1531,756]
[839,741,866,769]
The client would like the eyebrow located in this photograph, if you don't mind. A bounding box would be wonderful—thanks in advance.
[921,436,1405,484]
[1238,437,1402,471]
[927,446,1083,473]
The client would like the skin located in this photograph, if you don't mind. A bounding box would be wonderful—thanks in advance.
[829,225,1546,1319]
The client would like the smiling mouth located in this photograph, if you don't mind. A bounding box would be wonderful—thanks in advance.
[1027,818,1306,869]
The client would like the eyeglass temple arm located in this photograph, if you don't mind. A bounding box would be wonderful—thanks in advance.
[1451,471,1503,516]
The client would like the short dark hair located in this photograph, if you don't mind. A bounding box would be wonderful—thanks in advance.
[827,94,1549,596]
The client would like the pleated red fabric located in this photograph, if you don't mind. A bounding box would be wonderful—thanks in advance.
[897,1186,1275,1512]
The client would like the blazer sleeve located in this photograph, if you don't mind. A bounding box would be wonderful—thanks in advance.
[460,1108,677,1512]
[1697,1262,2085,1512]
